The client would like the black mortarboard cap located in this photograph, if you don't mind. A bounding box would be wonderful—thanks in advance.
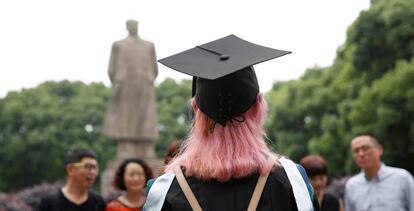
[159,34,291,125]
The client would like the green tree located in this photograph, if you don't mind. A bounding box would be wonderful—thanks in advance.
[0,81,115,191]
[0,78,194,191]
[348,58,414,173]
[345,0,414,82]
[155,78,192,157]
[265,0,414,176]
[266,66,341,164]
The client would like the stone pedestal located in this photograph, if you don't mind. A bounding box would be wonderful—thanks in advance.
[101,139,162,198]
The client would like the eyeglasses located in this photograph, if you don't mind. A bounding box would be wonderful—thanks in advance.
[72,162,99,172]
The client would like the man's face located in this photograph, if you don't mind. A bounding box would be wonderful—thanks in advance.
[68,157,99,189]
[351,135,383,171]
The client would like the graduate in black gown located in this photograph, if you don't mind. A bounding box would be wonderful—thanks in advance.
[144,35,320,211]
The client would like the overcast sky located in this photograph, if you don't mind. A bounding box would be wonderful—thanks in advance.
[0,0,370,98]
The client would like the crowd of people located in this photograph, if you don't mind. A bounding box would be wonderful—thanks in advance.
[35,35,413,211]
[34,139,181,211]
[34,132,414,211]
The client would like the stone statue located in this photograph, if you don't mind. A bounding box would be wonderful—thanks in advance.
[101,20,160,197]
[103,19,158,144]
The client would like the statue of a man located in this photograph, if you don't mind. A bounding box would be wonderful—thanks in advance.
[103,20,158,143]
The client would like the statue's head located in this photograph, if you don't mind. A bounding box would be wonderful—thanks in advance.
[126,19,138,36]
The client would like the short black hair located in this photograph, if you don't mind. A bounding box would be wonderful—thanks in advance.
[112,158,154,191]
[64,148,97,165]
[352,132,380,145]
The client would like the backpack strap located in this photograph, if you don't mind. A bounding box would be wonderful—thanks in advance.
[174,166,203,211]
[144,157,315,211]
[246,156,273,211]
[173,156,274,211]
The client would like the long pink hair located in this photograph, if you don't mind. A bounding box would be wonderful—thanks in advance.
[165,94,276,181]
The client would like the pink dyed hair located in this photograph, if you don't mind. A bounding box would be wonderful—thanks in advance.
[165,94,277,181]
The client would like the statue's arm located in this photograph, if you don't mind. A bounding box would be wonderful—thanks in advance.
[108,43,118,84]
[151,44,158,79]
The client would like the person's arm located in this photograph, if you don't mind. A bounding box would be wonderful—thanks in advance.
[98,195,106,211]
[403,171,414,211]
[145,178,156,196]
[108,43,118,84]
[35,196,52,211]
[339,198,345,211]
[344,183,354,211]
[151,43,158,79]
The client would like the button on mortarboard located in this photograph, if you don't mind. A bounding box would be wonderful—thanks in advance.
[220,54,229,60]
[158,34,291,125]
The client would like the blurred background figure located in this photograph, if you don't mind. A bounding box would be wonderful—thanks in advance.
[36,148,105,211]
[155,140,181,176]
[106,158,154,211]
[101,19,160,197]
[345,133,414,211]
[103,19,158,145]
[301,155,343,211]
[163,141,180,165]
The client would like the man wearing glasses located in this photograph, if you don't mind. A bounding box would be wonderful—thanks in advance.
[345,133,414,211]
[36,148,105,211]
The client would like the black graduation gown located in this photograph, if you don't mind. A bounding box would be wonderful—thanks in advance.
[160,166,320,211]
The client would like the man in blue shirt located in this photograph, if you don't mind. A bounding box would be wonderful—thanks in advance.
[345,133,414,211]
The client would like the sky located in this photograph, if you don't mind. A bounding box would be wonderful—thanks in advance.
[0,0,370,98]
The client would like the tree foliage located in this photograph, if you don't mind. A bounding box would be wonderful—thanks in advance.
[1,0,414,191]
[155,78,192,157]
[0,81,115,191]
[0,79,193,192]
[266,0,414,176]
[349,58,414,173]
